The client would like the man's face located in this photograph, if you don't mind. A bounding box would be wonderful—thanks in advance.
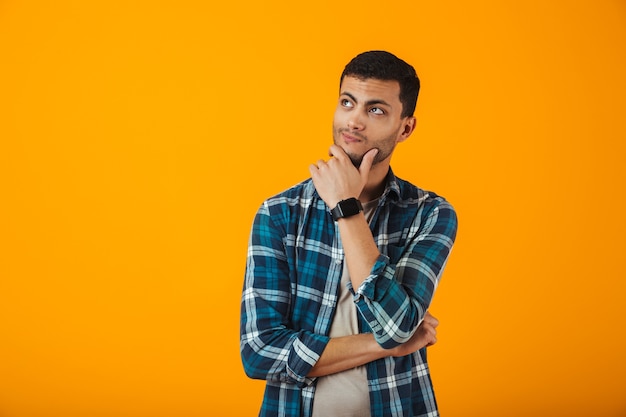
[333,76,415,168]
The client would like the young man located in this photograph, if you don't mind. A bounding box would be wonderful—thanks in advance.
[240,51,457,417]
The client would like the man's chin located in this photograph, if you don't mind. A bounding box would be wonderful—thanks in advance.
[347,151,381,169]
[333,138,381,168]
[347,153,364,168]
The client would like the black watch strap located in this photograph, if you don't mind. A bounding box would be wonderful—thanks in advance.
[331,198,363,221]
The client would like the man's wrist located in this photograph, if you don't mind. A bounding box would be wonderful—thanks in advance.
[331,198,363,221]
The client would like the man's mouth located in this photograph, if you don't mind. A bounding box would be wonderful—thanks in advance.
[341,131,365,143]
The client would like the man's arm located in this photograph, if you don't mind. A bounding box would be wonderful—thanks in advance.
[308,312,439,377]
[352,200,456,348]
[241,194,443,385]
[310,145,457,349]
[309,146,382,289]
[240,201,331,388]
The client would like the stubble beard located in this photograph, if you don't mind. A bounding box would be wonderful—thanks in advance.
[346,151,375,169]
[333,128,396,169]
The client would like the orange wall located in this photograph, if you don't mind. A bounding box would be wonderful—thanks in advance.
[1,1,625,416]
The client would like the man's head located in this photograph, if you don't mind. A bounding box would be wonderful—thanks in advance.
[333,51,420,169]
[340,50,420,118]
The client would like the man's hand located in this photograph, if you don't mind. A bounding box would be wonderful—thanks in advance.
[309,145,379,208]
[389,312,439,357]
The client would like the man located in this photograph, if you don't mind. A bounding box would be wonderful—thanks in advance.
[240,50,457,417]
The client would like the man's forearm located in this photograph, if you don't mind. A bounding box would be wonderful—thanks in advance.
[307,333,387,377]
[337,212,380,290]
[307,312,439,378]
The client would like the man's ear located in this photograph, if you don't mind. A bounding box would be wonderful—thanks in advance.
[398,116,417,143]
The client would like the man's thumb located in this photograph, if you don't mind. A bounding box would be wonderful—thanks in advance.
[360,148,379,175]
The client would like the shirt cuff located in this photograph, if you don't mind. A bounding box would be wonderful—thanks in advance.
[286,331,330,387]
[350,254,396,301]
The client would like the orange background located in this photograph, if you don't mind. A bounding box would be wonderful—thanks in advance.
[1,1,625,416]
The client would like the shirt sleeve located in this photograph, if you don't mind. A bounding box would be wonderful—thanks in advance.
[351,198,458,349]
[240,201,330,388]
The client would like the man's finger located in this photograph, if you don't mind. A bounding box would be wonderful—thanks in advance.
[328,144,348,160]
[426,315,439,328]
[422,312,439,327]
[359,148,379,175]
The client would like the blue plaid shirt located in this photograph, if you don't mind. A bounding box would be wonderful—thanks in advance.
[240,169,457,417]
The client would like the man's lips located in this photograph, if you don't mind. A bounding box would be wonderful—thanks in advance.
[341,131,365,143]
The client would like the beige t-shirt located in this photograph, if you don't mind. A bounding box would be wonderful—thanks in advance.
[311,200,378,417]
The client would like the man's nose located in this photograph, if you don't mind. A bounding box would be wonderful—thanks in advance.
[347,112,365,130]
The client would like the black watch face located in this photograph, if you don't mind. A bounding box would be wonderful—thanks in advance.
[341,198,361,215]
[332,198,362,220]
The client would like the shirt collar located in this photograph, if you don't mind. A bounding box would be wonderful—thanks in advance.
[381,168,401,202]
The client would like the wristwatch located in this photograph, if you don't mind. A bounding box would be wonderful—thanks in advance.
[331,198,363,221]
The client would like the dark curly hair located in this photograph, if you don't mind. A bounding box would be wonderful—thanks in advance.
[340,50,420,118]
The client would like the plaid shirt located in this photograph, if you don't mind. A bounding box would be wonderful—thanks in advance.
[240,169,457,417]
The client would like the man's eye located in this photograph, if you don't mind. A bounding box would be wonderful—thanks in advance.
[341,99,353,107]
[370,107,384,115]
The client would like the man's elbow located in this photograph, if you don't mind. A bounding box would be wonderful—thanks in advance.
[372,317,421,349]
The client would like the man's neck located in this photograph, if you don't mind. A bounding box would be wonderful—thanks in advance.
[359,163,389,203]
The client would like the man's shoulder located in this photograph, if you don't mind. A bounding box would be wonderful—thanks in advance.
[393,175,452,210]
[256,178,323,221]
[263,178,316,206]
[392,176,457,238]
[254,179,324,231]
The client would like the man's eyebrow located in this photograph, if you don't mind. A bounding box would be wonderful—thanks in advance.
[340,91,392,108]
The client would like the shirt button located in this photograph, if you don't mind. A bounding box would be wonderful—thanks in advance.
[335,259,342,264]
